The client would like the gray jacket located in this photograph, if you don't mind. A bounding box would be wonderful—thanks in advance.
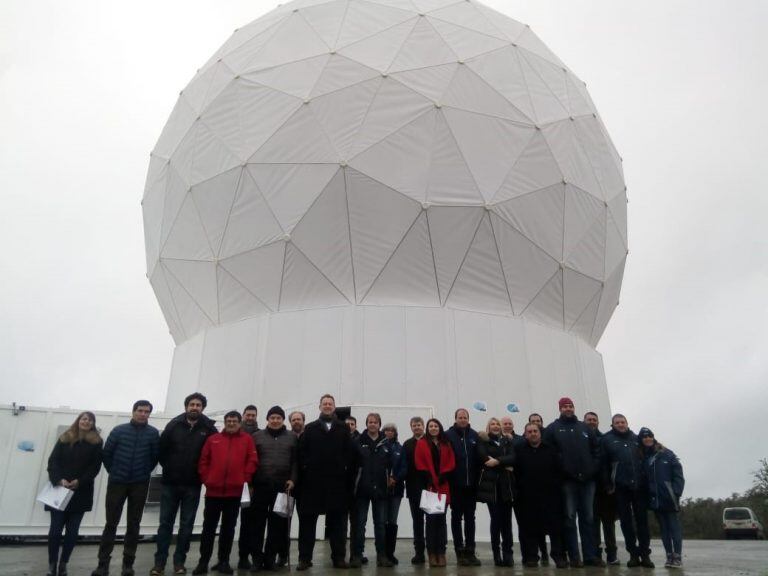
[252,427,298,489]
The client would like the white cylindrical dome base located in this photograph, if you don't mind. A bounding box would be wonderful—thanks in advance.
[164,305,610,425]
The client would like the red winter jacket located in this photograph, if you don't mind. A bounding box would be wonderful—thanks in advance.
[414,437,456,505]
[199,430,258,498]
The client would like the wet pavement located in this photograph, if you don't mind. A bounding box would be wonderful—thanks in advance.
[1,539,767,576]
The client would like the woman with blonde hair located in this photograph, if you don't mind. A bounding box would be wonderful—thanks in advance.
[46,411,103,576]
[477,417,516,566]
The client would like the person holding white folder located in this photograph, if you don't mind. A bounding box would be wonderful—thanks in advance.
[45,411,103,576]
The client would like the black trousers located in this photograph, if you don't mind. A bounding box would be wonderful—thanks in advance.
[48,510,85,565]
[97,482,149,565]
[199,497,240,565]
[449,485,476,551]
[407,493,425,554]
[298,510,346,563]
[487,501,513,555]
[593,488,617,559]
[238,505,253,562]
[249,490,290,562]
[615,487,650,557]
[425,512,447,554]
[519,511,564,564]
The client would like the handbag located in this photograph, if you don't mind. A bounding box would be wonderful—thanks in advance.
[273,491,295,518]
[240,482,251,508]
[37,482,74,511]
[419,489,446,514]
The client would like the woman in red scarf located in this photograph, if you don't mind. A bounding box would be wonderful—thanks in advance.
[414,418,456,567]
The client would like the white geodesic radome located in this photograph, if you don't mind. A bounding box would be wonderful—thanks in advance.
[143,0,625,420]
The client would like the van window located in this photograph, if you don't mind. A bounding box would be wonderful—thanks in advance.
[724,508,751,520]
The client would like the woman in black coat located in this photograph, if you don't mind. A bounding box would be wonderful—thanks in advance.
[476,417,516,567]
[46,411,103,576]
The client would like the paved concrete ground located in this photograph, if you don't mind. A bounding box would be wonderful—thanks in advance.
[1,540,767,576]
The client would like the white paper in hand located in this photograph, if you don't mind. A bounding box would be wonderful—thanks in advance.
[37,482,74,511]
[419,489,446,514]
[240,482,251,508]
[273,491,295,518]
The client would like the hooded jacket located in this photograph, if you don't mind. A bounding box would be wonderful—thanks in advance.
[445,424,479,488]
[544,414,600,482]
[476,431,516,504]
[642,443,685,512]
[159,413,217,486]
[198,429,258,498]
[103,420,160,484]
[601,427,645,491]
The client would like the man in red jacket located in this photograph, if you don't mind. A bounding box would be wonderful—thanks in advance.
[192,411,258,575]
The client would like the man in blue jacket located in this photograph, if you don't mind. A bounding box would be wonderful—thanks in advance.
[445,408,481,566]
[602,414,653,568]
[92,400,160,576]
[544,398,603,568]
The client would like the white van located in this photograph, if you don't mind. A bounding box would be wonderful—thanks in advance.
[722,507,764,539]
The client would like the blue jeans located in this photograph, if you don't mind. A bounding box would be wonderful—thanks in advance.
[615,487,650,557]
[655,511,682,556]
[154,484,201,567]
[562,480,597,561]
[352,495,387,556]
[48,509,85,565]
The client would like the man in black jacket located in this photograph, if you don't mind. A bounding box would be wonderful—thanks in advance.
[403,417,426,565]
[152,393,217,576]
[238,404,260,569]
[544,398,603,568]
[584,411,618,566]
[296,394,357,570]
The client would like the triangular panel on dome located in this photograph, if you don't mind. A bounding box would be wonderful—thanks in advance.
[365,0,419,11]
[248,163,339,233]
[472,4,526,43]
[143,161,168,276]
[607,192,628,246]
[442,63,531,123]
[490,212,559,315]
[150,266,185,342]
[220,16,288,74]
[563,266,602,329]
[446,213,512,314]
[161,195,215,261]
[428,17,509,62]
[542,119,604,201]
[605,210,627,279]
[241,12,331,73]
[493,129,563,203]
[591,256,625,345]
[465,46,535,122]
[220,241,286,311]
[300,0,348,49]
[243,54,330,99]
[412,0,461,12]
[203,79,303,162]
[153,97,197,160]
[493,183,564,261]
[310,54,382,97]
[518,52,569,125]
[348,77,434,157]
[249,104,340,163]
[182,60,237,116]
[339,18,418,72]
[280,242,349,310]
[346,169,422,300]
[566,74,593,116]
[573,116,625,201]
[427,206,485,304]
[190,121,244,184]
[388,17,458,73]
[521,267,563,328]
[563,207,605,281]
[217,264,271,324]
[428,2,509,40]
[218,169,284,259]
[190,167,242,257]
[336,0,417,48]
[349,109,435,203]
[514,26,565,68]
[164,262,215,338]
[443,107,534,203]
[291,169,355,301]
[312,77,382,159]
[390,62,458,103]
[426,112,484,205]
[564,184,605,260]
[163,259,219,323]
[160,166,190,249]
[570,286,601,342]
[363,210,439,306]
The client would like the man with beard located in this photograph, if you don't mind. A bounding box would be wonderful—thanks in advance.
[296,395,358,570]
[289,411,306,437]
[152,393,217,576]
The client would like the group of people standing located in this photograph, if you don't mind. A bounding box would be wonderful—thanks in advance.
[43,393,685,576]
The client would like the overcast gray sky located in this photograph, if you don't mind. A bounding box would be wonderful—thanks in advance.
[1,0,766,499]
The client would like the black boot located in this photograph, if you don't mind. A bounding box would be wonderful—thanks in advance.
[91,561,110,576]
[47,562,57,576]
[385,524,399,565]
[464,547,482,566]
[57,562,68,576]
[492,545,503,567]
[502,548,514,567]
[120,557,135,576]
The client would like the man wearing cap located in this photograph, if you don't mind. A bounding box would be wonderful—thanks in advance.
[248,406,298,571]
[544,398,603,568]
